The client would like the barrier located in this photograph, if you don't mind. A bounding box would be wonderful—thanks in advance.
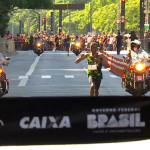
[100,50,129,77]
[0,39,17,56]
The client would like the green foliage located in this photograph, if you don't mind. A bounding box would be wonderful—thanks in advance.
[0,0,53,36]
[7,0,141,35]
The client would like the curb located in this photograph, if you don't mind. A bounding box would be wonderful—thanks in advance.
[1,51,18,57]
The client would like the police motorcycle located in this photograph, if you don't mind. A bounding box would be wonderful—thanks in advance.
[0,57,10,97]
[122,54,150,96]
[34,42,44,56]
[71,41,82,56]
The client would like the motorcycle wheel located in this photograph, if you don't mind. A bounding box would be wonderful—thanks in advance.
[37,51,40,56]
[134,82,143,96]
[5,80,9,94]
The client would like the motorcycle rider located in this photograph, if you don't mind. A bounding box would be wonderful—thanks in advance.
[74,36,81,42]
[35,36,43,52]
[0,53,9,93]
[71,36,81,52]
[124,39,150,88]
[75,42,103,96]
[126,40,150,62]
[36,35,43,43]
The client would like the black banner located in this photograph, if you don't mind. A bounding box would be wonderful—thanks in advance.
[0,96,150,146]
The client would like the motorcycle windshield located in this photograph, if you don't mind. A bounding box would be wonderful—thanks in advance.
[130,59,147,66]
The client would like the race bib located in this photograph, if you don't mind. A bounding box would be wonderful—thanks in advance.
[88,65,97,71]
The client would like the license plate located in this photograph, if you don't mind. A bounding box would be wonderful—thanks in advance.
[136,76,143,81]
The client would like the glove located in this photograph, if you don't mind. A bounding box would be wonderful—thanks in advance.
[5,62,9,66]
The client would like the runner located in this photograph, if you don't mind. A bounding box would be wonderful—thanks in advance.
[65,35,70,56]
[75,42,103,96]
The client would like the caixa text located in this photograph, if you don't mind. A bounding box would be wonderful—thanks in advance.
[20,116,71,129]
[87,113,145,128]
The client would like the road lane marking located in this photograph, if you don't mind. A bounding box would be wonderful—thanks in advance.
[64,75,74,78]
[42,53,74,54]
[35,69,89,71]
[41,76,51,78]
[18,78,28,87]
[83,67,87,72]
[26,55,42,76]
[18,54,42,87]
[109,75,119,78]
[18,76,28,79]
[22,96,31,97]
[11,79,20,80]
[10,85,90,88]
[83,67,110,73]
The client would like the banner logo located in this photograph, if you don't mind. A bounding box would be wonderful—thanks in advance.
[20,116,71,129]
[87,113,145,128]
[87,108,145,133]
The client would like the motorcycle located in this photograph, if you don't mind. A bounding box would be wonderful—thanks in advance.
[121,56,150,96]
[34,42,44,56]
[72,42,82,56]
[0,57,10,97]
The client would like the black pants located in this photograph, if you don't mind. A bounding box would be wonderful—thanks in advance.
[29,42,33,50]
[89,76,101,90]
[116,45,122,55]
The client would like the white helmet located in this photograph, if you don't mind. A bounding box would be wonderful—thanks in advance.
[131,40,141,45]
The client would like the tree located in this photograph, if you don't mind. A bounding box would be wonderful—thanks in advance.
[7,0,141,35]
[0,0,54,36]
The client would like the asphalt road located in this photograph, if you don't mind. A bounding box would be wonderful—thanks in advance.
[3,50,149,97]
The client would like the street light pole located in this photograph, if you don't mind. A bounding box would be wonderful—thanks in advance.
[40,9,42,32]
[117,0,121,31]
[140,0,144,39]
[12,15,14,35]
[68,0,71,35]
[53,0,56,34]
[20,9,22,34]
[145,0,149,25]
[28,10,30,35]
[91,0,93,33]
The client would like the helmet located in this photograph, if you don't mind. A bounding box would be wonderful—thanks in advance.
[131,40,141,45]
[131,40,141,50]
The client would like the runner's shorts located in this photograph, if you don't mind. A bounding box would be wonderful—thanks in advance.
[88,76,101,90]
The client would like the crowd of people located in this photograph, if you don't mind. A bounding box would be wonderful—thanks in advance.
[0,31,134,51]
[0,30,143,53]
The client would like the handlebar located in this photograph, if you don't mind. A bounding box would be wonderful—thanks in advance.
[0,62,9,66]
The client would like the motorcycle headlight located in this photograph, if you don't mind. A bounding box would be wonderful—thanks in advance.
[135,63,145,71]
[37,43,41,47]
[75,43,80,46]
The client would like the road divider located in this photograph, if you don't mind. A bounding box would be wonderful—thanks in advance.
[0,39,18,56]
[100,50,129,77]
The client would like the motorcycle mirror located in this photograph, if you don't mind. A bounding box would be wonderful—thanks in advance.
[5,57,10,60]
